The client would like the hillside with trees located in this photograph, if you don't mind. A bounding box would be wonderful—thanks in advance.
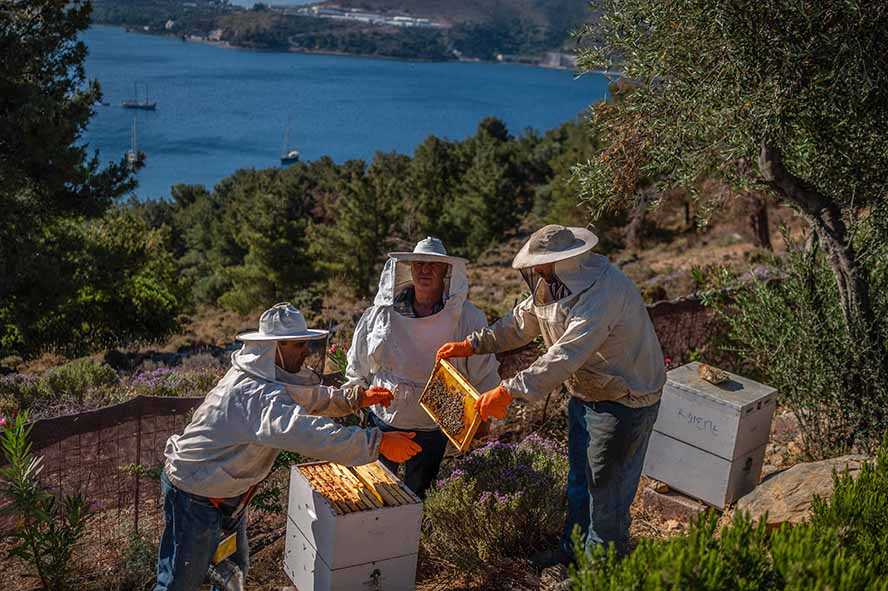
[91,0,596,61]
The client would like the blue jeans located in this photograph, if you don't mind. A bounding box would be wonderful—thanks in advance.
[154,472,249,591]
[562,397,660,559]
[369,412,448,499]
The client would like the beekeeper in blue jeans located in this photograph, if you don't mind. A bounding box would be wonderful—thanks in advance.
[155,303,421,591]
[438,225,666,565]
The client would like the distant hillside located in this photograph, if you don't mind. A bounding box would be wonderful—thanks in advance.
[92,0,598,62]
[322,0,592,28]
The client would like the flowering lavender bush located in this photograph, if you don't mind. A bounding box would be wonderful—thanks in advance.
[124,366,223,398]
[0,359,119,417]
[422,434,568,570]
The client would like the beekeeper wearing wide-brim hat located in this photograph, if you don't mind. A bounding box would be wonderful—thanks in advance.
[437,225,666,564]
[155,302,421,591]
[345,237,500,498]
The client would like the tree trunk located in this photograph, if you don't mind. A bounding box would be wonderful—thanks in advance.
[758,143,875,334]
[625,188,652,251]
[746,192,772,250]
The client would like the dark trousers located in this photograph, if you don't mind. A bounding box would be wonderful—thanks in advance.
[154,472,249,591]
[562,397,660,559]
[369,412,448,499]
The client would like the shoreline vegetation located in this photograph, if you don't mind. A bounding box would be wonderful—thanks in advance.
[91,0,595,70]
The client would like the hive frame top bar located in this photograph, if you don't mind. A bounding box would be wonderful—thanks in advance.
[419,359,482,453]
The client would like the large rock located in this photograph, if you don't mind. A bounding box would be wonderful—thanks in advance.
[736,454,869,528]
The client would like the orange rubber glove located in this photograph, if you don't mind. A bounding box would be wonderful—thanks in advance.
[436,339,475,362]
[477,384,513,421]
[379,432,423,463]
[360,386,394,408]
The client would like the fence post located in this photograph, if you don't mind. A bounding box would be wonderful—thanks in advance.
[134,397,142,535]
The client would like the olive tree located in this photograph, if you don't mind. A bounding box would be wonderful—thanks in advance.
[578,0,887,331]
[576,0,888,453]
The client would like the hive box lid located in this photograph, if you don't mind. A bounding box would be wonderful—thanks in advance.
[667,362,777,412]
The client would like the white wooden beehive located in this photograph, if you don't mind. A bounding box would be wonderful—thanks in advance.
[284,461,423,591]
[643,362,777,508]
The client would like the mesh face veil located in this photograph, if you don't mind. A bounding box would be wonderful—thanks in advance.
[520,267,572,306]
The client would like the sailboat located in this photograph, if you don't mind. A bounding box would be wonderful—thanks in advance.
[126,117,143,170]
[280,116,300,165]
[122,82,157,110]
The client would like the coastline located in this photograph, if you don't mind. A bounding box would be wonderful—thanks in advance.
[102,23,582,71]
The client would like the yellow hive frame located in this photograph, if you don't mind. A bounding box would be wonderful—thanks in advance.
[419,359,482,453]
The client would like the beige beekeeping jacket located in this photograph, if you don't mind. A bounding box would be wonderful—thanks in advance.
[345,256,500,430]
[468,252,665,408]
[164,342,382,498]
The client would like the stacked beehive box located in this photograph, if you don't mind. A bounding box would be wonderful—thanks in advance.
[284,461,422,591]
[643,362,778,509]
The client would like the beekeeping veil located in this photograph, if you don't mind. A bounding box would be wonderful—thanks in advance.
[364,237,469,428]
[231,302,328,383]
[512,225,600,306]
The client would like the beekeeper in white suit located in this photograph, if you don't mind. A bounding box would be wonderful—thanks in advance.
[345,237,500,498]
[155,302,421,591]
[437,225,666,566]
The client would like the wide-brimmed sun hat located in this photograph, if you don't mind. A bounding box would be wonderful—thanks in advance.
[512,225,599,269]
[387,236,467,265]
[236,302,328,342]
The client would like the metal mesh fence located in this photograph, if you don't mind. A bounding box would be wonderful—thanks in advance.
[1,396,202,588]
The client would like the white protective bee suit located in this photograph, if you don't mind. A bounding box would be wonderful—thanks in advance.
[164,335,382,499]
[461,225,665,560]
[345,239,500,431]
[469,249,666,407]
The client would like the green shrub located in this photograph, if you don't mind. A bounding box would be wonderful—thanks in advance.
[43,358,119,404]
[0,373,47,417]
[572,512,776,591]
[703,234,888,458]
[110,532,157,591]
[422,434,568,571]
[0,359,119,416]
[0,412,91,590]
[802,443,888,576]
[571,442,888,591]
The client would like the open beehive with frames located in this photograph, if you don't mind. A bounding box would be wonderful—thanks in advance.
[285,461,423,590]
[419,359,482,452]
[295,461,419,514]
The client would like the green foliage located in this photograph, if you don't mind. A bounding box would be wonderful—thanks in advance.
[214,167,322,313]
[422,435,568,571]
[111,532,158,591]
[572,512,777,591]
[0,359,120,418]
[0,412,91,590]
[576,0,888,216]
[4,109,601,357]
[43,359,118,404]
[580,0,888,456]
[309,154,408,297]
[704,228,888,457]
[0,0,142,358]
[571,442,888,591]
[327,344,348,376]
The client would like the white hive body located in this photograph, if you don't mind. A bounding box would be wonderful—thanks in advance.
[284,461,423,591]
[643,362,778,508]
